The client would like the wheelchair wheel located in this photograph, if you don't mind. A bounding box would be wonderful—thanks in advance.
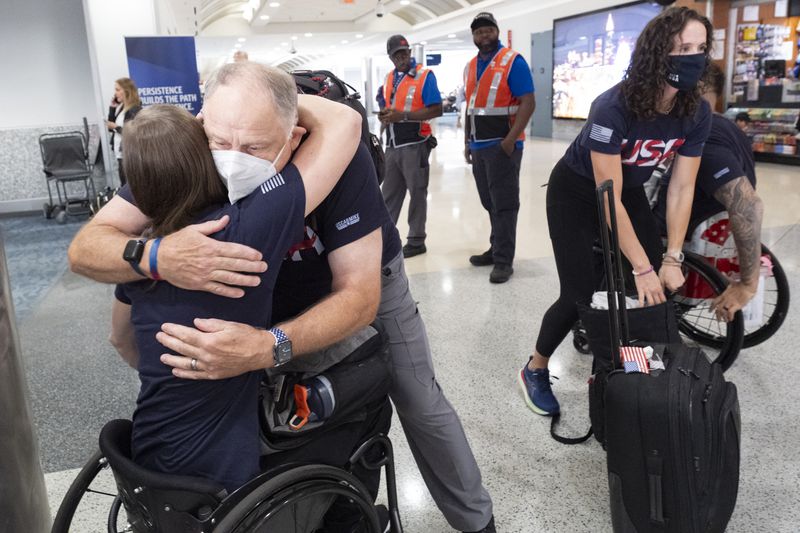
[51,449,127,533]
[213,464,381,533]
[673,252,744,371]
[571,321,591,355]
[741,244,790,348]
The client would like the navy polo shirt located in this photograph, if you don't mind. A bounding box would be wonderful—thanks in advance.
[654,113,756,230]
[563,84,712,188]
[115,164,305,492]
[272,143,402,323]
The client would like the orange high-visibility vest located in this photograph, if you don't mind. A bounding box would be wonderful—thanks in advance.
[465,47,524,142]
[383,65,433,147]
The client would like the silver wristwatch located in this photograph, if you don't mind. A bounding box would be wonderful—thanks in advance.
[269,327,293,367]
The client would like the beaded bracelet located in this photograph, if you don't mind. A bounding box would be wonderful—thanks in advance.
[632,265,654,276]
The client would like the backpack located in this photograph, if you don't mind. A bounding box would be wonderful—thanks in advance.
[292,69,385,185]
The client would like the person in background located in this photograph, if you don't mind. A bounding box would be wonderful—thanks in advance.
[734,111,751,131]
[379,34,443,258]
[464,12,535,284]
[107,77,142,187]
[233,50,249,62]
[654,64,764,322]
[519,7,713,416]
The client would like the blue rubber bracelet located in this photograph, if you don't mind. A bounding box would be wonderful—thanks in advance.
[149,237,162,280]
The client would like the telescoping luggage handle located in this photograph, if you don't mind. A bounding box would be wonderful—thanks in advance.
[596,180,630,370]
[549,179,630,446]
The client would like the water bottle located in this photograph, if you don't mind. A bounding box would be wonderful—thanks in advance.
[289,375,336,430]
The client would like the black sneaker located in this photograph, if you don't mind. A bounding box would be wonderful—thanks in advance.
[489,264,513,283]
[469,249,494,266]
[463,515,496,533]
[402,243,426,258]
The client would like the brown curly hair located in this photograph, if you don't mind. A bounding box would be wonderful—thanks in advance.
[621,7,713,121]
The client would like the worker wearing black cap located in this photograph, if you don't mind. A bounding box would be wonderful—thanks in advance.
[464,12,535,284]
[379,34,443,259]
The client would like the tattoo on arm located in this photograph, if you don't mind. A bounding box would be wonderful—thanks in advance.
[713,177,764,286]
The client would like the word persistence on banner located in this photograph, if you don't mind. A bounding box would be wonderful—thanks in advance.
[139,86,198,110]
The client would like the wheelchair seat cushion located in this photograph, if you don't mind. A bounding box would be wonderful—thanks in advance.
[99,419,227,500]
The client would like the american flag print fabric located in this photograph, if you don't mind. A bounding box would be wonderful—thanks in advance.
[620,346,650,374]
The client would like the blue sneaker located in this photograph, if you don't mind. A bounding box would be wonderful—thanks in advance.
[518,364,560,416]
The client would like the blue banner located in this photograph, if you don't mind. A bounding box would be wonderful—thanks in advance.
[125,36,202,115]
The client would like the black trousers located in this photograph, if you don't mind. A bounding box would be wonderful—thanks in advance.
[471,144,523,266]
[534,159,663,357]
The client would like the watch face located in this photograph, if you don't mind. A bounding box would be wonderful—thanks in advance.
[123,239,144,262]
[275,341,293,365]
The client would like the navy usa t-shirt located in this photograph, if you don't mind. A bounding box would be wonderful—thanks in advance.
[272,143,402,323]
[654,113,756,231]
[115,165,305,492]
[563,84,712,188]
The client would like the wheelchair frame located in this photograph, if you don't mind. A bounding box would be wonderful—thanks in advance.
[52,420,403,533]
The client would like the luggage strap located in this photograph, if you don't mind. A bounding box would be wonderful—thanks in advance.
[550,414,593,445]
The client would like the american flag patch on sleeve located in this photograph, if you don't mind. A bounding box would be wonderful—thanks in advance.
[260,173,286,194]
[589,123,614,144]
[620,346,650,374]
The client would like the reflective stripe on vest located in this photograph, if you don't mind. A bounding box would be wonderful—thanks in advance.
[383,66,432,147]
[465,47,524,142]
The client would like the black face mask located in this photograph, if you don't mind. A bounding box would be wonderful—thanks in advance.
[666,53,707,91]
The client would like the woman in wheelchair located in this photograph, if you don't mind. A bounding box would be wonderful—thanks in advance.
[653,63,764,322]
[108,96,365,494]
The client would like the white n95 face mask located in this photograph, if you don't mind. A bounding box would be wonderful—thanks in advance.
[212,141,288,204]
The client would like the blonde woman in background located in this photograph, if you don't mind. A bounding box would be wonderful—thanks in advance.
[107,77,142,186]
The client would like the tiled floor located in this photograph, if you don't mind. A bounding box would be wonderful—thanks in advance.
[6,115,799,532]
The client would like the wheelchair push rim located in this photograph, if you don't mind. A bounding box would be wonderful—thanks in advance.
[673,252,744,371]
[51,448,129,533]
[741,244,790,348]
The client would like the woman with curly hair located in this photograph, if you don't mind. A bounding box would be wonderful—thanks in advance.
[519,6,713,416]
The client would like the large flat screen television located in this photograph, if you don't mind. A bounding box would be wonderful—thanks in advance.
[552,1,662,120]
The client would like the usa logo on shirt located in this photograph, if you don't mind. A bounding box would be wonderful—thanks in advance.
[620,138,686,167]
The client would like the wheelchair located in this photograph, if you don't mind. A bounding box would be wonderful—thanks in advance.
[39,131,97,224]
[572,212,789,372]
[52,419,403,533]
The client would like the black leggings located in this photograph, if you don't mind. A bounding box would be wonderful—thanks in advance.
[534,159,663,358]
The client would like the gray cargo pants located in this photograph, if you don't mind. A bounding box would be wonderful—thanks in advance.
[378,252,493,531]
[382,142,430,247]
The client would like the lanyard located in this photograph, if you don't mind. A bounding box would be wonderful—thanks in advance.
[389,70,407,106]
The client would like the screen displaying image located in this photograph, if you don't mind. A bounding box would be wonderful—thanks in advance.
[552,2,662,120]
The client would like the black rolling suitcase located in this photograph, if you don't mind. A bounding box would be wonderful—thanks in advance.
[595,180,741,533]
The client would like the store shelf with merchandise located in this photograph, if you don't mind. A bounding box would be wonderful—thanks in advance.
[726,105,800,165]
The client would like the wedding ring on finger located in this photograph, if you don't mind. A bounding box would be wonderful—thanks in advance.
[191,358,198,371]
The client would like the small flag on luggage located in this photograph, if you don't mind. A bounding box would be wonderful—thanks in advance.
[620,346,650,374]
